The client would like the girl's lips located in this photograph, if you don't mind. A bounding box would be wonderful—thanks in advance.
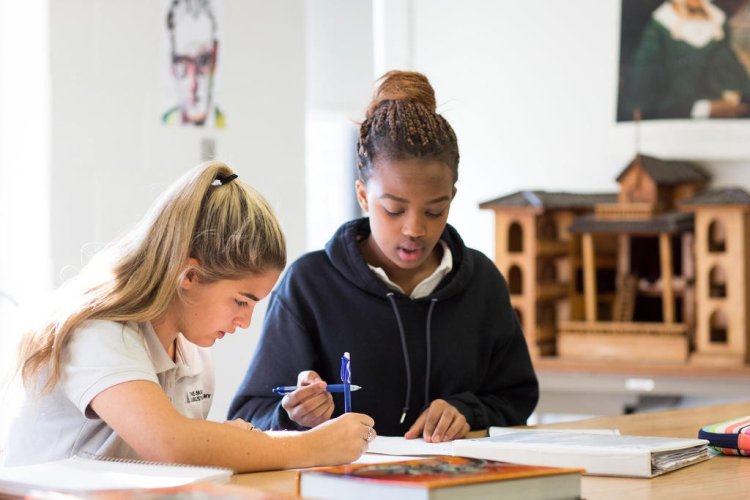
[397,245,424,262]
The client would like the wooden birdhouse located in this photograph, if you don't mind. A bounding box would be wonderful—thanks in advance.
[681,188,750,367]
[479,191,616,357]
[480,155,750,368]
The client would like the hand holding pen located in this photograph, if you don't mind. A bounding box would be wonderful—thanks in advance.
[279,370,336,428]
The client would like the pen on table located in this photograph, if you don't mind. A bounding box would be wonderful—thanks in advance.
[341,351,352,413]
[272,384,362,395]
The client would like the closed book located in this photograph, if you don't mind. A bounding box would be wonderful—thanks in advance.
[0,453,233,497]
[299,455,582,500]
[453,429,710,478]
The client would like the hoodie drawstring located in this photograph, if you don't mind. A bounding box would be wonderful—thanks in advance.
[425,298,438,407]
[387,293,411,424]
[386,292,439,425]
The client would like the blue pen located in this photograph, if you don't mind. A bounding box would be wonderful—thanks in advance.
[272,384,362,395]
[341,351,352,412]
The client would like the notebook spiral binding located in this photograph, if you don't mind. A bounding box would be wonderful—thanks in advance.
[76,451,233,472]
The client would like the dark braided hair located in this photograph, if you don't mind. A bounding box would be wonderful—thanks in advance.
[357,70,459,184]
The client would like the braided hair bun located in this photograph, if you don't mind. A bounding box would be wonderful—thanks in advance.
[365,71,437,118]
[357,70,459,183]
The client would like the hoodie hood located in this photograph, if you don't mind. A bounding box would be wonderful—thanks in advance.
[324,217,474,301]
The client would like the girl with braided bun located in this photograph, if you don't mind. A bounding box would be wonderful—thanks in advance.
[3,161,374,469]
[229,71,538,442]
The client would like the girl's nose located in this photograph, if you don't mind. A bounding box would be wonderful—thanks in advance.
[402,213,426,237]
[235,308,252,329]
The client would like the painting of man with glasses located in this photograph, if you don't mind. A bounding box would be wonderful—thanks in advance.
[162,0,224,128]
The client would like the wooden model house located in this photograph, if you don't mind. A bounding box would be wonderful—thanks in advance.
[681,188,750,367]
[480,155,750,366]
[478,191,616,357]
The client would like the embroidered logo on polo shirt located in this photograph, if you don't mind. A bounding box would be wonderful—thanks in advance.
[185,389,212,404]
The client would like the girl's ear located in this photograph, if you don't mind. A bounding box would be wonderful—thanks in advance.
[355,180,369,213]
[181,257,201,290]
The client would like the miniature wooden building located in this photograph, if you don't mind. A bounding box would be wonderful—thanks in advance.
[480,155,750,367]
[681,188,750,366]
[478,191,616,357]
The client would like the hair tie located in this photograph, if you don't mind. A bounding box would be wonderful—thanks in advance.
[218,173,238,185]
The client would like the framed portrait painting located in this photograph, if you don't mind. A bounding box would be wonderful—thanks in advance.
[617,0,750,159]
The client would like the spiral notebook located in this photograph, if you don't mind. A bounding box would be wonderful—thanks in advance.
[0,452,233,496]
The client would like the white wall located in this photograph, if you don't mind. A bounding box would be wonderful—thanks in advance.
[403,0,750,259]
[0,0,51,447]
[46,0,305,421]
[305,0,374,249]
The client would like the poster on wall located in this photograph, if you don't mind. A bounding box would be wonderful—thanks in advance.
[616,1,750,159]
[161,0,225,129]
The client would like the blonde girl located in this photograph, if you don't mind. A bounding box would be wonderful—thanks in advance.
[4,161,374,470]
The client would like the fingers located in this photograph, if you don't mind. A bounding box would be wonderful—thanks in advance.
[297,370,323,386]
[338,411,374,428]
[333,413,376,459]
[364,425,376,443]
[413,399,469,443]
[282,382,334,428]
[404,411,426,439]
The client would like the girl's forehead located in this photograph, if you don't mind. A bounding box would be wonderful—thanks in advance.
[367,160,455,199]
[371,158,454,180]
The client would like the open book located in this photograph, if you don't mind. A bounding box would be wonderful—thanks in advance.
[0,453,233,496]
[368,429,710,478]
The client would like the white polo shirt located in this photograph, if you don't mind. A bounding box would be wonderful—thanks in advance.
[3,320,214,466]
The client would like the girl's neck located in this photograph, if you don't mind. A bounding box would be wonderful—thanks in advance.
[362,238,442,296]
[151,308,180,361]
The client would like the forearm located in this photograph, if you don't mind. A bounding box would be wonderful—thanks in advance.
[92,380,339,471]
[142,418,320,472]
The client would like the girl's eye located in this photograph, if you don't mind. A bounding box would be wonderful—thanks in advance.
[426,210,445,218]
[384,208,404,217]
[235,299,249,308]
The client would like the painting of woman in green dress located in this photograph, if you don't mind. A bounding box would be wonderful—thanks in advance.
[618,0,750,121]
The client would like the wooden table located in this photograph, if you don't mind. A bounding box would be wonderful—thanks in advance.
[233,401,750,499]
[534,358,750,416]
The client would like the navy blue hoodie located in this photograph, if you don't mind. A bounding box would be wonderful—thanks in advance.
[228,218,538,435]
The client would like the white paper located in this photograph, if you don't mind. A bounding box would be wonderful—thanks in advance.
[0,455,231,492]
[490,427,621,437]
[366,436,453,456]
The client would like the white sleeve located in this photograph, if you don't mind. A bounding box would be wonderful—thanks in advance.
[61,320,159,418]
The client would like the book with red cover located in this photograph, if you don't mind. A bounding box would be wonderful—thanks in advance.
[299,456,582,500]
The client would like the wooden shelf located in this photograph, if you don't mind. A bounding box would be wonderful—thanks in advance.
[536,282,569,301]
[536,240,569,257]
[532,356,750,377]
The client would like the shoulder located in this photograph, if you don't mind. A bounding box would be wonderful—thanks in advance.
[271,250,334,299]
[466,247,497,268]
[71,320,137,341]
[467,249,507,286]
[279,250,335,285]
[67,320,148,360]
[287,249,329,272]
